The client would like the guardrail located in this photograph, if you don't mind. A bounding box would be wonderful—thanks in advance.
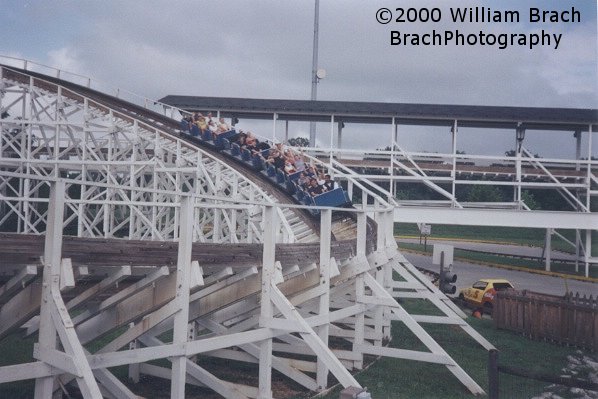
[455,247,577,265]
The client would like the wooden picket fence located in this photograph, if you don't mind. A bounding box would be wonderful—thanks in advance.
[493,290,598,351]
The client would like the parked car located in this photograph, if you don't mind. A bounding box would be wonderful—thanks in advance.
[458,279,514,312]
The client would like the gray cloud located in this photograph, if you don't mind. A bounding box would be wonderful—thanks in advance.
[1,0,595,155]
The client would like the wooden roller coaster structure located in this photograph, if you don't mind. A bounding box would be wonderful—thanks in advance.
[0,59,493,398]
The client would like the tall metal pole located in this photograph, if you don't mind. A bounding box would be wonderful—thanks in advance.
[309,0,320,146]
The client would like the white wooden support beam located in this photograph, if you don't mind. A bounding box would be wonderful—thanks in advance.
[188,321,198,363]
[0,264,37,302]
[332,255,370,283]
[74,265,89,280]
[128,335,140,384]
[382,210,395,340]
[141,361,259,399]
[196,318,318,391]
[353,273,365,370]
[203,266,233,284]
[141,335,249,399]
[32,346,80,377]
[73,266,171,343]
[88,328,282,369]
[356,212,367,256]
[282,264,300,278]
[259,205,276,399]
[362,272,485,395]
[142,268,260,343]
[189,266,258,303]
[367,250,389,269]
[91,359,139,399]
[369,226,390,346]
[269,285,360,389]
[284,262,317,280]
[390,281,421,290]
[49,287,103,398]
[171,197,194,399]
[316,209,331,389]
[67,265,131,311]
[270,342,313,356]
[306,304,369,328]
[59,258,75,291]
[393,292,429,299]
[190,260,204,288]
[288,284,328,308]
[394,259,467,319]
[34,180,65,399]
[259,317,309,333]
[0,361,61,384]
[355,343,451,365]
[329,257,340,278]
[0,282,42,339]
[98,300,179,354]
[51,348,140,399]
[403,314,467,325]
[205,348,318,374]
[272,261,284,285]
[26,265,132,336]
[329,325,380,341]
[389,259,494,351]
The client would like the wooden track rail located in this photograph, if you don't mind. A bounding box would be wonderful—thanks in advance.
[0,233,357,277]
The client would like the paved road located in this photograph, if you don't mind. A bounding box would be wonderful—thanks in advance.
[399,237,578,262]
[403,252,597,298]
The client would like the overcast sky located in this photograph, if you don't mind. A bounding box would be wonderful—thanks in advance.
[1,0,596,157]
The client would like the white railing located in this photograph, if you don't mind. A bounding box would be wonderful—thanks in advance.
[303,146,597,212]
[0,55,184,120]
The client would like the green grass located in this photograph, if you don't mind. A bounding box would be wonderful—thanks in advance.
[395,223,598,256]
[397,242,598,279]
[0,328,132,398]
[318,299,578,399]
[0,333,37,399]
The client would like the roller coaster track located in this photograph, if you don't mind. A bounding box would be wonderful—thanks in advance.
[0,61,493,398]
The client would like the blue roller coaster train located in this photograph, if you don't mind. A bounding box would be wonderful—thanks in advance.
[178,118,352,215]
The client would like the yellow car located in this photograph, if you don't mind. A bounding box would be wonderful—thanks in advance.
[458,279,514,311]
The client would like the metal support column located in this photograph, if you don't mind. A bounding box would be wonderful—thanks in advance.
[329,115,334,168]
[272,113,277,143]
[585,229,592,278]
[584,124,593,278]
[574,130,582,272]
[515,125,525,207]
[544,228,552,272]
[392,118,398,199]
[336,121,343,150]
[451,120,458,206]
